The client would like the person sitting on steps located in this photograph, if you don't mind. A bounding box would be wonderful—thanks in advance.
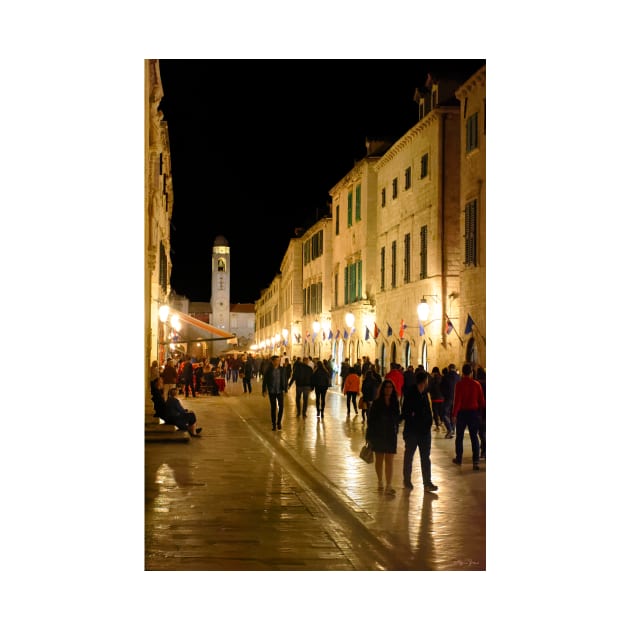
[164,388,202,437]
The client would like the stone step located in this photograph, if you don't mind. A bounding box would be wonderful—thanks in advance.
[145,432,190,443]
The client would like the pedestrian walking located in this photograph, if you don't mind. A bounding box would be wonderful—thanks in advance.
[343,367,361,416]
[385,363,404,398]
[365,379,402,495]
[401,370,438,492]
[475,366,486,459]
[182,358,196,398]
[262,355,288,431]
[288,356,313,418]
[452,363,485,470]
[429,366,453,438]
[242,353,253,393]
[360,367,381,423]
[442,363,460,436]
[311,360,330,418]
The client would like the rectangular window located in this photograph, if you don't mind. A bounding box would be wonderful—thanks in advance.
[357,259,362,300]
[159,241,167,292]
[335,205,339,235]
[466,112,479,152]
[403,233,411,283]
[464,199,478,265]
[421,153,429,178]
[347,190,353,227]
[391,241,397,288]
[334,273,338,307]
[344,266,349,304]
[420,225,427,279]
[355,184,361,221]
[404,167,411,190]
[303,242,310,265]
[310,230,323,260]
[381,188,386,208]
[349,263,356,303]
[380,247,385,290]
[392,178,398,199]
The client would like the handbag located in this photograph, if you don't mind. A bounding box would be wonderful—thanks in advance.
[358,396,366,410]
[359,442,374,464]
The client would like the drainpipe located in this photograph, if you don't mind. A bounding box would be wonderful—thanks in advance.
[439,112,447,349]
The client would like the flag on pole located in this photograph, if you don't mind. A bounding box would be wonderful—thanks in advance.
[374,322,380,339]
[445,319,453,335]
[343,329,349,340]
[365,326,370,341]
[419,323,425,336]
[399,319,406,339]
[328,329,333,340]
[387,322,393,337]
[464,314,475,335]
[322,330,326,341]
[294,333,301,343]
[306,331,311,340]
[335,329,340,340]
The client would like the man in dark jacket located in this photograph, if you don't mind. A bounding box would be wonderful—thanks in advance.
[401,370,438,492]
[262,355,288,431]
[288,357,314,418]
[182,358,196,398]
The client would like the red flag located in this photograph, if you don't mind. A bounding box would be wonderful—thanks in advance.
[374,322,380,339]
[399,319,406,339]
[445,319,453,335]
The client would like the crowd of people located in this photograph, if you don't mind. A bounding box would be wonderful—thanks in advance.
[150,352,486,493]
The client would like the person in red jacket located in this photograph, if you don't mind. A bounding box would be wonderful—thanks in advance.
[342,368,361,416]
[384,363,404,398]
[452,363,486,470]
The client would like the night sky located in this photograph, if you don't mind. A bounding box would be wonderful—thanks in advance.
[158,59,485,304]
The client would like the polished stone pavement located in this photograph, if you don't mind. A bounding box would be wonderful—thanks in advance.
[145,378,485,571]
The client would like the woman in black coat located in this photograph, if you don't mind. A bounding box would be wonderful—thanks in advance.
[365,379,401,495]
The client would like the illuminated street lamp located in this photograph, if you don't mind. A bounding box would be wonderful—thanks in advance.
[418,295,438,322]
[158,305,170,323]
[345,312,355,328]
[312,320,321,335]
[417,300,430,322]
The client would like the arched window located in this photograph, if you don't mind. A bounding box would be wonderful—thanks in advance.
[217,258,226,272]
[403,341,411,368]
[419,341,427,371]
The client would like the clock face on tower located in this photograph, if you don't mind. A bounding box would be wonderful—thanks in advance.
[219,301,224,307]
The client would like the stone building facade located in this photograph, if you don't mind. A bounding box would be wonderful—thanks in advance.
[456,66,486,368]
[145,59,174,421]
[253,65,486,374]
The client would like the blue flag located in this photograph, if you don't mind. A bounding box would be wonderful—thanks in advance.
[445,320,453,335]
[419,323,425,336]
[343,329,349,340]
[386,322,393,337]
[328,329,333,340]
[464,314,475,335]
[365,326,370,340]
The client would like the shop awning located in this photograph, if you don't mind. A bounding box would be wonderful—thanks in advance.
[159,308,236,344]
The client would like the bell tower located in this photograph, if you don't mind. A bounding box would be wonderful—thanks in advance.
[211,235,231,332]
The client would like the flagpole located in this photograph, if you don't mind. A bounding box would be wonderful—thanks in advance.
[445,314,464,345]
